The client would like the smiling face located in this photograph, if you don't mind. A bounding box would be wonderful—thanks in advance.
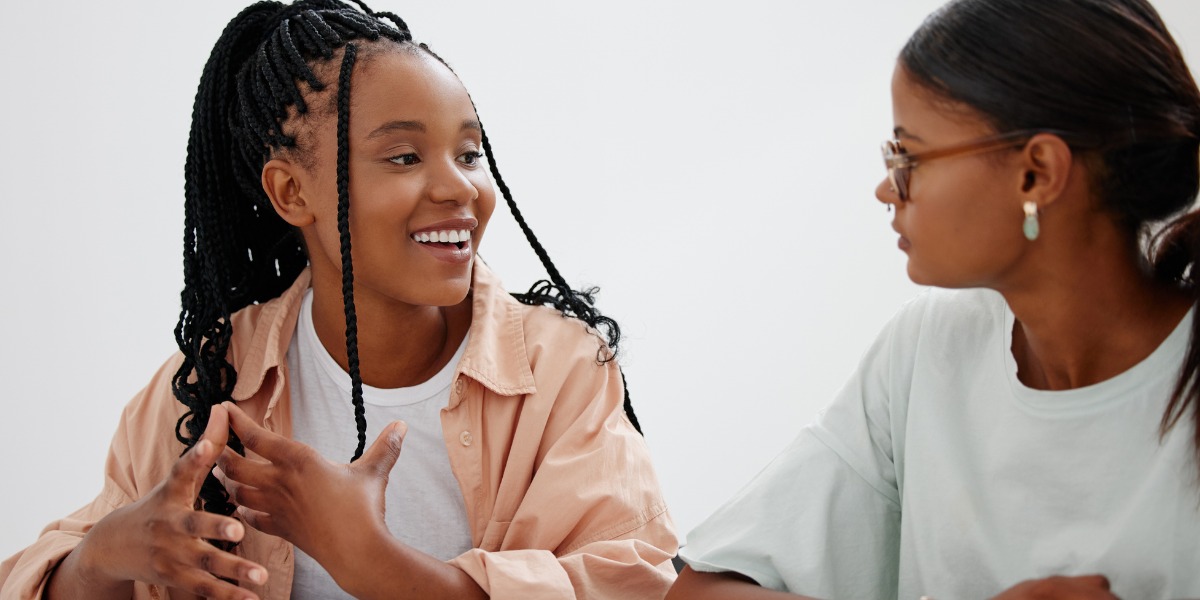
[266,45,497,310]
[874,63,1034,289]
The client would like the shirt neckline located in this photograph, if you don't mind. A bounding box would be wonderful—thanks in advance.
[1001,299,1193,415]
[299,288,469,407]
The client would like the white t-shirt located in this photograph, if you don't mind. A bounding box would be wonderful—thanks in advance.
[287,289,473,599]
[681,288,1200,599]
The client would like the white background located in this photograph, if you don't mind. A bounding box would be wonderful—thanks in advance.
[1,1,1197,560]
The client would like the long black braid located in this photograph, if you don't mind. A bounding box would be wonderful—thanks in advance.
[415,43,643,433]
[175,0,642,531]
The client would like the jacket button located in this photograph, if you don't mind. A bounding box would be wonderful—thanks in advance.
[459,430,473,446]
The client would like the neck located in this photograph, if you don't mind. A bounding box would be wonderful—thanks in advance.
[1000,218,1191,391]
[307,264,473,389]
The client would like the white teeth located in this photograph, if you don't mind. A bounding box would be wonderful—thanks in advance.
[413,229,473,244]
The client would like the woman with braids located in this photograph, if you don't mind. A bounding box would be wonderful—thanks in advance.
[669,0,1200,599]
[0,1,674,599]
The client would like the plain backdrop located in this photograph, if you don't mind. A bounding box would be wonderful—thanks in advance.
[1,1,1197,559]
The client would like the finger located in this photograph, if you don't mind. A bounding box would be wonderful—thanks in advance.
[217,447,274,489]
[237,506,285,539]
[202,404,231,457]
[1074,574,1112,590]
[175,509,247,544]
[225,480,271,513]
[174,568,261,600]
[356,420,407,478]
[187,539,269,587]
[165,436,220,501]
[222,402,288,461]
[187,405,231,493]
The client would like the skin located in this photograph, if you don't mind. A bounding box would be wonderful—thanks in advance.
[264,47,496,390]
[229,48,494,599]
[46,405,267,600]
[668,63,1188,600]
[48,47,495,600]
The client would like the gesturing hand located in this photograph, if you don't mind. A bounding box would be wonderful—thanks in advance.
[216,401,407,585]
[992,575,1120,600]
[58,404,267,600]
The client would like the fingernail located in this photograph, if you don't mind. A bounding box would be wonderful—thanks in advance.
[196,440,211,456]
[225,522,241,539]
[248,568,265,584]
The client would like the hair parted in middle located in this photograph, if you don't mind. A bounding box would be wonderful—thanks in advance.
[175,0,641,536]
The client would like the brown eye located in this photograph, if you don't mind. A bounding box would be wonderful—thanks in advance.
[458,151,483,166]
[389,153,420,166]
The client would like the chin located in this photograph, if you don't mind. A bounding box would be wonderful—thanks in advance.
[905,260,968,289]
[411,279,473,308]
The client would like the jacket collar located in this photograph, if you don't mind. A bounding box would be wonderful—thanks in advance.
[229,258,537,404]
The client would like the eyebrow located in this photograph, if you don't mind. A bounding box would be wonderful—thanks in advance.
[366,119,482,140]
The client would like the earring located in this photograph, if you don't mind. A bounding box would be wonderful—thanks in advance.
[1023,201,1039,241]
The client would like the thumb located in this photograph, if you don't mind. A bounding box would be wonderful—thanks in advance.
[356,421,407,478]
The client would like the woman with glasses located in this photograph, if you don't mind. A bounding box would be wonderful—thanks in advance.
[668,0,1200,598]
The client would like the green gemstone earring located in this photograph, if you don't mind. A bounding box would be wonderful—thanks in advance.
[1023,201,1040,241]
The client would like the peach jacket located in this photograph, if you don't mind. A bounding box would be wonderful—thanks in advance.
[0,262,677,599]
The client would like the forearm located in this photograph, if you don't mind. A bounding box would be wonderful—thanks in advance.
[43,541,133,600]
[666,566,819,600]
[330,530,487,600]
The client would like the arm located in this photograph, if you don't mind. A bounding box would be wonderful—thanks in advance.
[446,350,677,600]
[43,405,264,600]
[219,403,485,600]
[671,307,914,599]
[1,365,265,600]
[991,575,1119,600]
[667,567,820,600]
[45,408,264,600]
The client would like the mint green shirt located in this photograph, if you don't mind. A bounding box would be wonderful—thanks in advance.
[682,289,1200,599]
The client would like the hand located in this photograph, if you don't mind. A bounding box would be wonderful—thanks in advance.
[60,404,267,600]
[216,401,406,585]
[992,575,1120,600]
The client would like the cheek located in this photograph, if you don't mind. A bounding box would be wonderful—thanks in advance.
[905,168,1022,283]
[471,174,498,244]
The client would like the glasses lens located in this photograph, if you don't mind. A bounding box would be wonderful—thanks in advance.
[894,165,908,201]
[882,140,909,201]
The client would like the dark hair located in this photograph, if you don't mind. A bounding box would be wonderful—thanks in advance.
[900,0,1200,472]
[174,0,640,538]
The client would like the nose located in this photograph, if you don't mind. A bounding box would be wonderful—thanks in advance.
[428,158,479,205]
[875,176,901,208]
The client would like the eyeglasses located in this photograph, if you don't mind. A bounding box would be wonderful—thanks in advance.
[881,129,1047,201]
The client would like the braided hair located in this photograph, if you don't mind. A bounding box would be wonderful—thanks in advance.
[175,0,641,532]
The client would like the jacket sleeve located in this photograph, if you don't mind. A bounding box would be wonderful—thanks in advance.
[448,337,678,600]
[0,355,186,600]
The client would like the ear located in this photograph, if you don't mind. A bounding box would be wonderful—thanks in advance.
[261,158,314,227]
[1016,133,1074,210]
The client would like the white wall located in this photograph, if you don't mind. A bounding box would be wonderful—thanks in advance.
[2,0,1197,559]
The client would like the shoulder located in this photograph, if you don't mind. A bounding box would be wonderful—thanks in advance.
[516,301,614,371]
[883,286,1007,346]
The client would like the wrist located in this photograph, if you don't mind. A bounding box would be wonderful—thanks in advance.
[73,530,125,591]
[46,532,130,600]
[326,522,394,596]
